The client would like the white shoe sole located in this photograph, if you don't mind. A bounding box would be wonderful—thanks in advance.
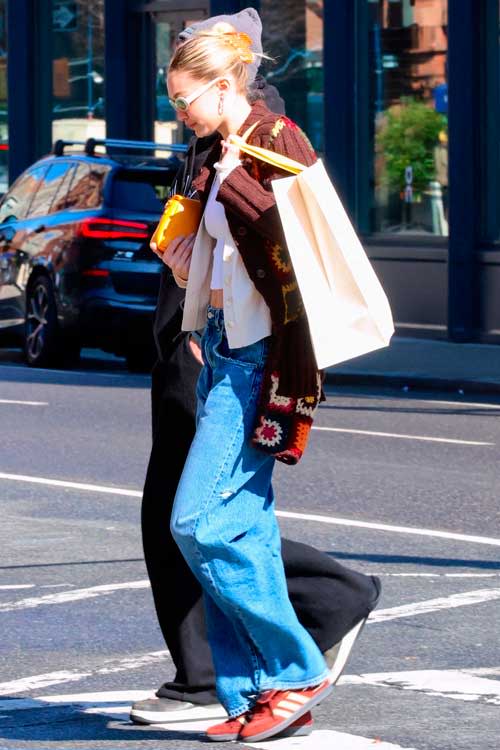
[130,703,225,724]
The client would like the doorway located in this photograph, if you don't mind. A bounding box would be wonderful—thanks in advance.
[138,1,210,144]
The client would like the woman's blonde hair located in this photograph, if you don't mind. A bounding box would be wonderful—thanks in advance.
[169,22,269,93]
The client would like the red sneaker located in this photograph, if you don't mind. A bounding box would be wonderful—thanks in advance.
[206,713,249,742]
[239,678,333,742]
[206,709,314,742]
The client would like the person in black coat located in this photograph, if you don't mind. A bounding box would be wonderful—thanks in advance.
[130,8,380,725]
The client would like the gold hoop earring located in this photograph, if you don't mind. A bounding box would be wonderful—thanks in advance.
[218,93,224,116]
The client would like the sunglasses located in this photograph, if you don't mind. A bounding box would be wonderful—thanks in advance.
[168,77,221,112]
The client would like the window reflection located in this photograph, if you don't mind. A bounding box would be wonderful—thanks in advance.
[0,167,47,223]
[52,1,105,146]
[256,1,324,153]
[63,162,110,210]
[369,0,448,236]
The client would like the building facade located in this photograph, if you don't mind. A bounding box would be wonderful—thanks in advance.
[3,0,500,344]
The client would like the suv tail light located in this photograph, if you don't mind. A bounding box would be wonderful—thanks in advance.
[78,217,149,240]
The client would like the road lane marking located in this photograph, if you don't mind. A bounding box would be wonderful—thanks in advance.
[0,472,142,497]
[0,691,419,749]
[341,669,500,706]
[0,650,170,696]
[276,510,500,547]
[312,426,494,446]
[378,573,500,578]
[0,580,150,612]
[1,472,500,547]
[246,729,418,749]
[325,394,500,410]
[369,588,500,623]
[2,576,499,634]
[0,584,35,590]
[0,399,48,406]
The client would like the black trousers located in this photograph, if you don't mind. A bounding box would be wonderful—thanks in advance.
[141,334,380,705]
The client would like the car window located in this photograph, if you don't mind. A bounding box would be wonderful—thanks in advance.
[51,165,77,214]
[111,173,165,213]
[29,161,74,218]
[65,162,110,210]
[0,166,47,223]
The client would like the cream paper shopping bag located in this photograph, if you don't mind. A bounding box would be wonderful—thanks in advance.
[271,160,394,369]
[229,134,394,370]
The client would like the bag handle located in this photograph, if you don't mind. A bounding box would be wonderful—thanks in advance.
[229,125,306,175]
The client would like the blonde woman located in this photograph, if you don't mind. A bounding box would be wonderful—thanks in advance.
[162,24,332,742]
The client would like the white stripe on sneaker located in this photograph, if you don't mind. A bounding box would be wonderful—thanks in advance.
[278,699,303,712]
[273,708,294,719]
[284,692,309,705]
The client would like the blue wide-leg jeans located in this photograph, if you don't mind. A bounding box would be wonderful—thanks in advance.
[170,307,328,717]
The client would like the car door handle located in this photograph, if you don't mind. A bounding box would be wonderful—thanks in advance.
[34,225,46,233]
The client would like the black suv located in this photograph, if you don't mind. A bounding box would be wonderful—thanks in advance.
[0,138,186,369]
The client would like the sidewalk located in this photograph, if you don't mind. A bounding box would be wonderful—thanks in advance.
[325,337,500,394]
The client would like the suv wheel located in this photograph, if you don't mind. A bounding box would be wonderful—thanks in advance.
[25,276,59,367]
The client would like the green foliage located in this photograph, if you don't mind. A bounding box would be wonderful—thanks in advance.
[376,98,447,194]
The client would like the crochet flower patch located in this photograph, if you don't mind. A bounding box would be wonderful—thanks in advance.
[255,418,283,448]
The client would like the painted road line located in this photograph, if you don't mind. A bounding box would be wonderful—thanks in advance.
[312,426,494,446]
[245,728,418,749]
[0,399,48,406]
[0,691,225,722]
[341,669,500,706]
[2,471,500,547]
[0,580,150,613]
[369,588,500,624]
[326,394,500,410]
[276,510,500,547]
[0,690,152,713]
[0,472,142,497]
[0,690,418,749]
[462,667,500,677]
[378,573,500,578]
[0,650,170,697]
[2,577,499,632]
[0,584,35,590]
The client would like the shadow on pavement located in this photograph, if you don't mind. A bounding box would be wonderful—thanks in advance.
[326,551,500,570]
[0,347,151,389]
[0,696,227,746]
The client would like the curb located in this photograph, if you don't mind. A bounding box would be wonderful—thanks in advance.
[323,371,500,396]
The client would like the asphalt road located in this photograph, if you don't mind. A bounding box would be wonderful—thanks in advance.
[0,348,499,750]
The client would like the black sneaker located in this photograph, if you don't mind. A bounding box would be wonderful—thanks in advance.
[324,578,381,684]
[130,697,225,724]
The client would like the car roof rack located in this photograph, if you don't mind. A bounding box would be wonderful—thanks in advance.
[52,138,188,158]
[53,140,87,156]
[85,138,188,156]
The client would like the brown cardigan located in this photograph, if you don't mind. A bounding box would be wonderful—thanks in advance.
[191,100,323,464]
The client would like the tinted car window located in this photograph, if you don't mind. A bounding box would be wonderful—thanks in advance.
[29,161,74,218]
[50,164,77,213]
[0,166,47,223]
[111,173,165,213]
[65,162,110,210]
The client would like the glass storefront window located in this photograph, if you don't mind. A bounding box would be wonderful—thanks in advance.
[52,1,105,146]
[0,0,7,192]
[152,6,209,147]
[260,1,324,153]
[368,0,448,236]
